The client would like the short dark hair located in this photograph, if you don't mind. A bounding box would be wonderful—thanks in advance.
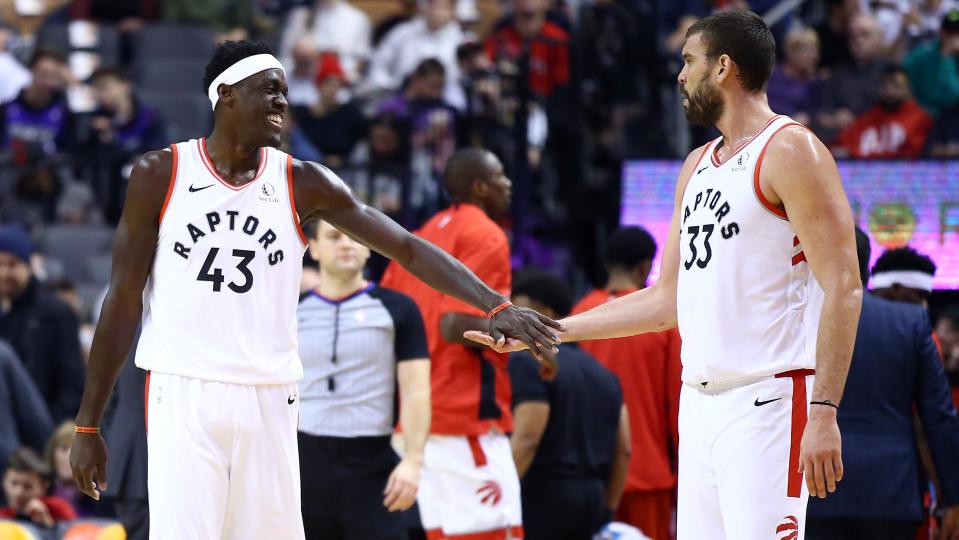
[6,447,51,480]
[686,10,776,93]
[203,41,276,93]
[871,246,937,277]
[29,47,67,69]
[90,66,130,83]
[413,58,446,79]
[513,269,573,318]
[605,227,657,271]
[854,227,871,286]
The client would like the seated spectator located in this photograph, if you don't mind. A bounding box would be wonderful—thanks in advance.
[832,65,932,159]
[285,37,320,108]
[366,0,464,107]
[807,230,959,540]
[509,270,630,540]
[484,0,571,103]
[82,67,167,223]
[345,113,412,225]
[0,224,84,422]
[0,48,74,155]
[0,448,76,528]
[815,12,891,141]
[904,9,959,117]
[903,0,959,43]
[813,0,857,71]
[377,59,460,220]
[0,142,72,227]
[0,339,53,506]
[290,53,368,169]
[767,26,821,126]
[279,0,372,82]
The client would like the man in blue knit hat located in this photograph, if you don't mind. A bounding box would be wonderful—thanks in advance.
[0,224,84,421]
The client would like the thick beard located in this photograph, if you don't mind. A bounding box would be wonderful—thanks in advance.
[684,80,724,126]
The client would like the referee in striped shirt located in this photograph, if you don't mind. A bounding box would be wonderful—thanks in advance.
[297,219,431,540]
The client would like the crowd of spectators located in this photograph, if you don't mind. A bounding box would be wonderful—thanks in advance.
[1,0,959,538]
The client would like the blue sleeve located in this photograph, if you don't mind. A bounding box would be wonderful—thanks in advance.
[373,287,429,362]
[508,352,549,407]
[1,342,54,452]
[913,310,959,506]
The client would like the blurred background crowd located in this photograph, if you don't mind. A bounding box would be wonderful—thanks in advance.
[0,0,958,538]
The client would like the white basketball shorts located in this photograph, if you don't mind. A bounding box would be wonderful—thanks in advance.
[418,433,523,539]
[145,371,304,540]
[677,369,814,540]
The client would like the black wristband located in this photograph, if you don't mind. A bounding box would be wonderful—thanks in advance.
[810,400,839,410]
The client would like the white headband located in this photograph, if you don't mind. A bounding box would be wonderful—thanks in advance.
[871,270,934,292]
[207,54,286,110]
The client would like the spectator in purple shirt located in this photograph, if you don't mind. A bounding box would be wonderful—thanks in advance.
[0,49,75,155]
[767,26,822,126]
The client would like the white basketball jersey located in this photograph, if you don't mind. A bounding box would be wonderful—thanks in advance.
[135,139,308,384]
[676,115,823,386]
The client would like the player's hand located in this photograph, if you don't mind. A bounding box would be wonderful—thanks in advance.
[940,505,959,540]
[487,304,564,360]
[383,457,420,512]
[70,432,108,501]
[799,406,842,499]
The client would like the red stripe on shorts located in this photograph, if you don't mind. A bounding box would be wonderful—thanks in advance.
[775,368,815,498]
[467,435,488,467]
[426,525,524,539]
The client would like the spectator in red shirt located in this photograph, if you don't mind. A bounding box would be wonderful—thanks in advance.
[483,0,571,100]
[0,447,76,528]
[381,148,526,539]
[571,227,681,540]
[833,65,933,159]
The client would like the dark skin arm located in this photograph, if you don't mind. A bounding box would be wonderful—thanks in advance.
[440,313,486,348]
[292,160,562,356]
[70,149,171,500]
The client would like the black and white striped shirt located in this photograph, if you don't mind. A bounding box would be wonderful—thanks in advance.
[297,284,428,437]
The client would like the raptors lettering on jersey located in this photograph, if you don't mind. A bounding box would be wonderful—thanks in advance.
[172,209,286,266]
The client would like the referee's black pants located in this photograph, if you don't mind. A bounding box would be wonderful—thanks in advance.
[299,432,416,540]
[521,474,608,540]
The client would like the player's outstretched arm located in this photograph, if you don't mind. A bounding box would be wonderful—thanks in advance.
[291,159,562,357]
[71,149,171,500]
[762,126,863,499]
[465,145,709,352]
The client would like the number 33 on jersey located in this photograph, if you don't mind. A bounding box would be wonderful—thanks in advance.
[134,139,308,385]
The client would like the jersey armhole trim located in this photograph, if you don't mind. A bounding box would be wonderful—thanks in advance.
[158,144,179,226]
[287,155,308,246]
[752,122,802,221]
[678,141,714,202]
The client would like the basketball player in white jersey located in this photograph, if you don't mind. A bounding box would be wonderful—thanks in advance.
[68,41,561,540]
[467,11,863,540]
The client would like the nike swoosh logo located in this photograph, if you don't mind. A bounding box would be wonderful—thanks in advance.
[189,184,214,192]
[288,394,296,405]
[754,397,782,406]
[696,166,709,174]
